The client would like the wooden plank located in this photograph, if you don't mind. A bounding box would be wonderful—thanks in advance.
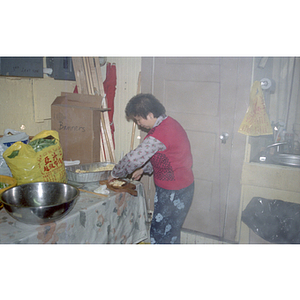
[86,57,112,162]
[100,112,114,161]
[130,72,141,150]
[82,57,92,94]
[72,58,88,94]
[100,135,105,161]
[130,123,137,151]
[71,57,82,93]
[101,99,115,162]
[86,57,107,162]
[88,57,100,95]
[85,57,112,162]
[94,57,106,97]
[94,57,115,162]
[100,112,110,161]
[73,57,102,161]
[91,57,114,162]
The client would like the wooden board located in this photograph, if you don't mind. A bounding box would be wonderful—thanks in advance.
[99,179,137,196]
[72,58,88,94]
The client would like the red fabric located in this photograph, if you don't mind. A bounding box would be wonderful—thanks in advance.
[103,63,117,148]
[146,117,194,190]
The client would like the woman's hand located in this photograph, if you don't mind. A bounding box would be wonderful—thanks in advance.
[132,168,144,181]
[108,175,115,182]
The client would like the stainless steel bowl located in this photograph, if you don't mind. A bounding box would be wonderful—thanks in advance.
[0,182,80,225]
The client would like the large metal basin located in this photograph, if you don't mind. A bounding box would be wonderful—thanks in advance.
[271,153,300,167]
[0,182,80,225]
[66,162,114,183]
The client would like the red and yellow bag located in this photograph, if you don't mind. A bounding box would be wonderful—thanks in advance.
[3,130,67,185]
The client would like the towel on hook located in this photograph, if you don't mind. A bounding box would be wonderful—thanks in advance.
[238,81,273,136]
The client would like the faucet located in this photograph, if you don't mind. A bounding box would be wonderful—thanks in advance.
[267,142,287,153]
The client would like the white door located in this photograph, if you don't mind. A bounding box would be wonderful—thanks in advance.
[141,57,252,241]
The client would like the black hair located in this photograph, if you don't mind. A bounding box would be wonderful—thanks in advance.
[125,93,166,120]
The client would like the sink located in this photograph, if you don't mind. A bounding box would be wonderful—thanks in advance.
[271,153,300,167]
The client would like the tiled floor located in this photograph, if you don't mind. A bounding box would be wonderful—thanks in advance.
[180,230,226,244]
[141,211,229,244]
[141,224,227,244]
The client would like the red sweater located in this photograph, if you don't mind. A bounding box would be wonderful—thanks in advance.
[145,116,194,190]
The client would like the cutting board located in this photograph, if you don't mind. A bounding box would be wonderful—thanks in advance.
[99,179,137,196]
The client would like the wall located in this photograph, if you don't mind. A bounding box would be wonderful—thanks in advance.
[0,57,141,163]
[248,57,300,161]
[0,60,76,135]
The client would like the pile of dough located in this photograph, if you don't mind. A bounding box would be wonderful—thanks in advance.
[110,180,125,187]
[75,164,114,173]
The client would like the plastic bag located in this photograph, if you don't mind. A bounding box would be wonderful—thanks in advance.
[3,130,67,185]
[0,129,29,176]
[242,197,300,243]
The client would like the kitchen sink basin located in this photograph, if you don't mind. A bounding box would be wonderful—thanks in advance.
[271,153,300,167]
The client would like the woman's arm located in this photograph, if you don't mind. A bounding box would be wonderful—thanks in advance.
[111,136,166,178]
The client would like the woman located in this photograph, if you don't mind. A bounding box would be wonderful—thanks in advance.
[110,93,194,244]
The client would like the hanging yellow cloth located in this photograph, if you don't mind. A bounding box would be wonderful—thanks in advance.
[238,81,273,136]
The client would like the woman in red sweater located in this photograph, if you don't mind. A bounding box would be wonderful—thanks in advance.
[110,93,194,244]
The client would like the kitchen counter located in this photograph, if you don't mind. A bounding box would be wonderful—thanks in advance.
[0,181,148,244]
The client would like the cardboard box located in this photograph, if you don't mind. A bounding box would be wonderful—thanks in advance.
[51,93,107,164]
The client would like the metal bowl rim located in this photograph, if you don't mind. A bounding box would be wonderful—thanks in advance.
[65,162,115,174]
[0,182,80,208]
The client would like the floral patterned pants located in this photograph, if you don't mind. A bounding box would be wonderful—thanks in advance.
[150,182,194,244]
